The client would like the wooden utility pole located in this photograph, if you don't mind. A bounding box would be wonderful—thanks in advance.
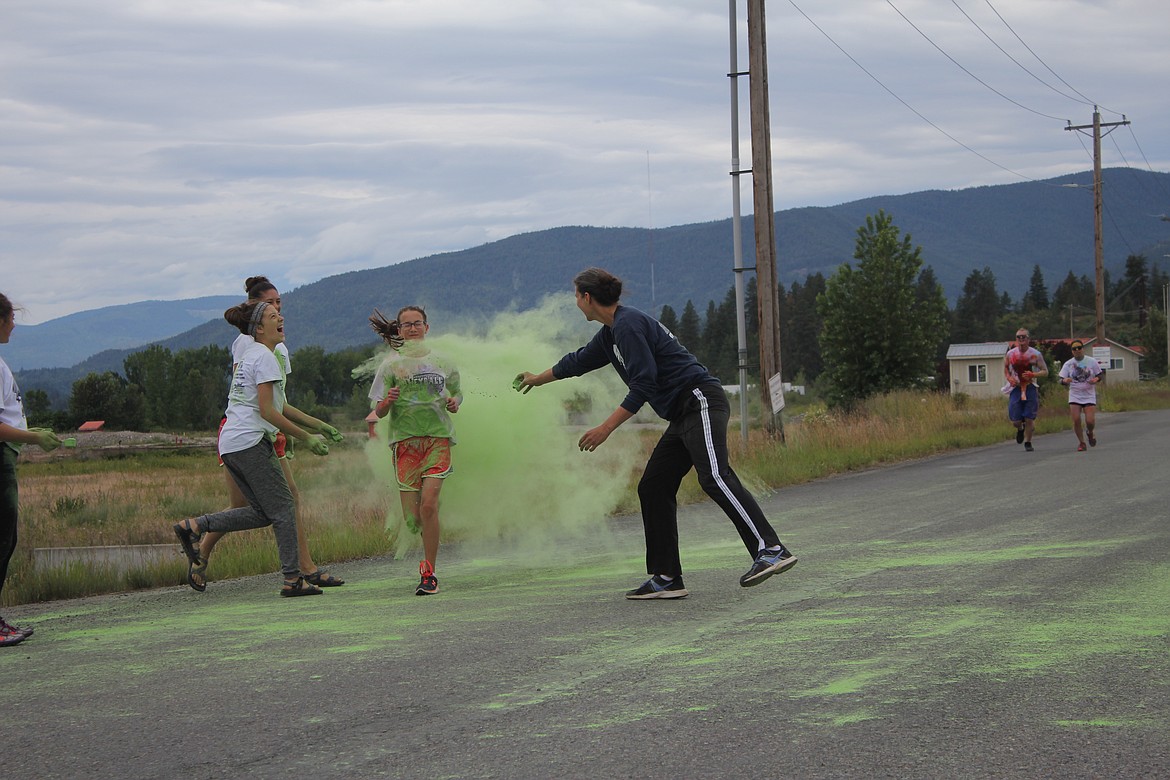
[746,0,784,438]
[1066,108,1129,344]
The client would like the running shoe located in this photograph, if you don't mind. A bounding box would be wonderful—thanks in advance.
[1087,432,1097,447]
[626,575,688,599]
[1077,442,1087,452]
[416,560,439,595]
[0,617,32,638]
[1024,442,1034,452]
[0,623,26,647]
[739,548,798,587]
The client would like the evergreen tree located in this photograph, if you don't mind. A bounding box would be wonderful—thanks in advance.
[781,273,826,382]
[816,211,948,409]
[658,304,679,336]
[1023,265,1049,312]
[951,267,1002,343]
[677,300,702,354]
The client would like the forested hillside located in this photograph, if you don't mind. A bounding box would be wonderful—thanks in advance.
[15,168,1170,404]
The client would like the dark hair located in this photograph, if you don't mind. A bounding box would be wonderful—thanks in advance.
[396,305,426,323]
[369,308,403,348]
[244,276,277,300]
[573,268,622,306]
[0,293,17,322]
[224,300,271,335]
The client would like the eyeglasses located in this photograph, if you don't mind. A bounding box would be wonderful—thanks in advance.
[1015,334,1029,340]
[399,320,427,329]
[1071,345,1084,350]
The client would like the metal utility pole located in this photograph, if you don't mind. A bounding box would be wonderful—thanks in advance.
[1066,108,1129,344]
[746,0,784,439]
[727,0,751,443]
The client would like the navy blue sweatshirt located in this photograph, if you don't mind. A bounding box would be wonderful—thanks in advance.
[552,305,716,421]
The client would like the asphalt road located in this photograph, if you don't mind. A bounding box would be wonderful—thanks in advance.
[3,410,1168,779]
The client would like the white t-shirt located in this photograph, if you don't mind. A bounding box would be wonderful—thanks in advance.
[219,341,286,456]
[1059,356,1102,405]
[232,334,290,376]
[0,356,28,453]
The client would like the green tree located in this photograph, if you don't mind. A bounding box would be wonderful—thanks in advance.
[658,304,679,336]
[677,300,702,355]
[170,346,231,429]
[780,273,826,383]
[700,288,738,382]
[22,388,53,427]
[951,267,1002,343]
[124,345,174,429]
[816,211,948,409]
[1023,264,1049,312]
[69,372,145,430]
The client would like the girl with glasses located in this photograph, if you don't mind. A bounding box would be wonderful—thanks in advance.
[368,306,462,595]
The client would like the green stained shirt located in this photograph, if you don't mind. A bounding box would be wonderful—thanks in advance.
[369,347,461,444]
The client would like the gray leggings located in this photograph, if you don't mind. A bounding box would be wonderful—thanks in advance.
[200,439,299,579]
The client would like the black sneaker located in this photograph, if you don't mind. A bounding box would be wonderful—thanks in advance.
[1024,442,1034,452]
[416,560,439,595]
[625,575,688,599]
[739,548,798,587]
[1016,426,1025,444]
[1087,431,1097,447]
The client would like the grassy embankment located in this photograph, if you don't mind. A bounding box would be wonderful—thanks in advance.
[6,380,1168,607]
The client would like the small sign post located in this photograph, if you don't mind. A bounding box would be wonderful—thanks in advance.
[768,373,786,415]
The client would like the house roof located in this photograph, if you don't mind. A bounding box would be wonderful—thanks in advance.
[946,342,1009,360]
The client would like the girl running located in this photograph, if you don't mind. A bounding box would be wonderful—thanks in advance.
[368,306,461,595]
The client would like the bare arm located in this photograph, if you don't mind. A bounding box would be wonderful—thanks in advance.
[578,406,635,452]
[0,422,60,450]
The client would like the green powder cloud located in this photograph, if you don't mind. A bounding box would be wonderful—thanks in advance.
[356,297,648,562]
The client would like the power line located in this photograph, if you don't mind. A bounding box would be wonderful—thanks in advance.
[785,0,1044,185]
[949,0,1088,111]
[884,0,1069,121]
[980,0,1120,116]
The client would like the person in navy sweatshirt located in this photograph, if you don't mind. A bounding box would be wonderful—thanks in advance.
[514,267,797,599]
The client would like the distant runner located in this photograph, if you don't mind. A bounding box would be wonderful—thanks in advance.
[1058,339,1103,452]
[1004,328,1048,452]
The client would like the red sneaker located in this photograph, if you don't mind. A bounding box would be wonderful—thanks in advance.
[415,560,439,595]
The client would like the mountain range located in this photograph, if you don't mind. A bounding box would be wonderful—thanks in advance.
[11,167,1170,402]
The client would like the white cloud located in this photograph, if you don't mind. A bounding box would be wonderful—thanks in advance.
[1,0,1168,322]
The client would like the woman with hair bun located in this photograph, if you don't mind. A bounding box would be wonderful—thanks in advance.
[515,267,797,600]
[191,276,345,591]
[172,298,335,597]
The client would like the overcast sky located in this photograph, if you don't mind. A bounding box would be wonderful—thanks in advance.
[3,0,1168,324]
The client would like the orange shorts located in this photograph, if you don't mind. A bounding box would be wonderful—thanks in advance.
[391,437,452,492]
[218,417,287,465]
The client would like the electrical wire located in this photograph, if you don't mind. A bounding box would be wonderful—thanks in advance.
[980,0,1121,116]
[785,0,1043,185]
[885,0,1069,121]
[950,0,1087,111]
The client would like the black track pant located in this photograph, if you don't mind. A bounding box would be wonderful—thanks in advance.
[0,446,19,602]
[636,383,782,577]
